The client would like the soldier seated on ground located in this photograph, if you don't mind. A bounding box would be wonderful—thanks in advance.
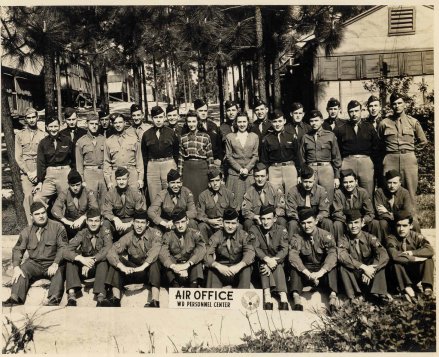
[385,210,434,302]
[63,208,113,307]
[148,169,198,232]
[197,167,237,242]
[288,208,338,313]
[205,208,255,289]
[52,170,99,239]
[241,162,287,231]
[286,165,333,235]
[337,209,390,305]
[159,209,206,288]
[249,205,289,311]
[105,210,162,308]
[3,202,67,307]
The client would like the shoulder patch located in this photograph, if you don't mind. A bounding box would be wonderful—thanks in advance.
[324,198,329,203]
[89,191,94,196]
[104,228,111,234]
[326,234,333,240]
[282,229,288,234]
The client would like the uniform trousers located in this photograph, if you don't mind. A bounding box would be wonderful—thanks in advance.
[258,262,287,293]
[388,259,434,292]
[290,264,338,294]
[342,156,375,198]
[165,262,204,287]
[309,164,335,201]
[339,265,387,298]
[65,260,109,295]
[333,219,381,242]
[105,259,161,290]
[102,219,133,242]
[268,164,297,193]
[21,174,36,225]
[206,265,252,289]
[34,166,70,204]
[383,152,418,210]
[10,259,65,303]
[83,167,107,208]
[289,218,334,236]
[147,159,177,204]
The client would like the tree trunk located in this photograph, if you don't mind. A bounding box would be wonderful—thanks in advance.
[55,54,62,123]
[273,48,282,111]
[231,65,236,101]
[255,6,267,104]
[238,61,245,110]
[216,63,225,124]
[182,67,188,108]
[99,65,109,112]
[133,63,141,108]
[1,90,27,229]
[223,66,229,102]
[202,62,207,100]
[164,58,170,103]
[141,62,149,120]
[64,60,72,107]
[188,70,192,105]
[90,62,97,113]
[43,42,56,119]
[152,54,159,104]
[170,59,177,105]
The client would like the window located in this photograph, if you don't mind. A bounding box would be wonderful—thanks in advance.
[388,7,415,36]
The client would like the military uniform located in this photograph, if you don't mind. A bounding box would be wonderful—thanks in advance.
[159,228,206,287]
[205,227,255,288]
[285,121,311,142]
[249,224,289,293]
[10,219,68,303]
[59,126,87,169]
[322,117,343,131]
[338,231,389,299]
[241,182,286,231]
[14,126,47,223]
[63,226,113,296]
[288,227,338,294]
[197,185,237,241]
[129,122,152,141]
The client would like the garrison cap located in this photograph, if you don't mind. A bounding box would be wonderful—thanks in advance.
[167,169,181,182]
[389,92,404,103]
[151,106,164,118]
[291,102,304,112]
[271,109,284,120]
[327,97,340,108]
[223,208,239,221]
[86,208,101,219]
[385,169,401,181]
[64,107,76,119]
[260,204,276,217]
[253,98,266,109]
[300,165,315,179]
[171,208,187,222]
[86,112,99,121]
[109,113,125,122]
[194,99,207,110]
[115,167,129,178]
[298,207,316,222]
[30,201,46,214]
[345,209,363,222]
[225,100,237,110]
[367,95,380,105]
[309,110,323,119]
[130,104,141,114]
[207,167,221,181]
[394,210,413,223]
[45,116,59,125]
[340,169,356,179]
[24,107,38,117]
[133,210,149,220]
[99,110,109,119]
[347,100,361,110]
[67,170,82,184]
[166,104,178,114]
[254,162,268,173]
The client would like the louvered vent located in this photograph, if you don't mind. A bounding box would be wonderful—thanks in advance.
[389,7,415,35]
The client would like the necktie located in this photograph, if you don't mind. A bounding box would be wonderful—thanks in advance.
[70,130,75,142]
[226,237,232,251]
[314,132,318,142]
[259,121,263,134]
[259,190,266,204]
[355,239,361,256]
[310,236,314,245]
[172,195,178,205]
[347,194,353,209]
[265,232,270,247]
[389,194,395,209]
[354,124,358,134]
[179,235,185,247]
[30,130,35,142]
[92,137,97,147]
[156,128,161,140]
[213,194,218,203]
[36,227,42,242]
[91,236,97,250]
[53,138,57,150]
[73,196,79,210]
[295,125,299,135]
[305,193,311,207]
[121,193,126,206]
[402,238,407,252]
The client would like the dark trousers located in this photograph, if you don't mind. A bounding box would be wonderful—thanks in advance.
[290,265,338,294]
[102,219,133,242]
[65,260,109,295]
[333,219,382,242]
[259,262,287,293]
[289,218,334,236]
[388,259,434,292]
[11,259,65,303]
[339,265,387,298]
[165,262,204,287]
[206,265,252,289]
[105,260,161,290]
[198,222,220,243]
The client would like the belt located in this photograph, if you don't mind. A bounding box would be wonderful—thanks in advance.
[111,165,135,170]
[386,150,413,155]
[347,155,369,158]
[308,162,331,166]
[47,165,70,170]
[185,157,204,161]
[271,161,295,167]
[149,157,173,162]
[84,165,103,169]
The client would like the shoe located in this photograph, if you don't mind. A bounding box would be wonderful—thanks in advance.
[329,294,337,313]
[279,302,289,311]
[2,297,23,307]
[97,299,112,307]
[66,298,77,307]
[424,288,433,297]
[144,299,160,308]
[292,293,303,311]
[263,302,273,310]
[107,297,121,307]
[293,303,303,311]
[44,296,61,306]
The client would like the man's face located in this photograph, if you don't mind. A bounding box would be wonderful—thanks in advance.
[300,216,317,235]
[113,117,125,133]
[342,175,357,193]
[291,108,304,123]
[174,217,188,234]
[167,110,179,125]
[32,207,48,226]
[25,112,38,128]
[168,179,182,194]
[348,105,362,123]
[386,177,401,193]
[152,113,165,128]
[196,105,208,121]
[254,170,268,187]
[65,113,78,128]
[261,212,276,231]
[69,182,82,195]
[208,177,222,192]
[46,121,60,137]
[368,101,381,117]
[223,218,238,235]
[133,219,148,235]
[226,106,238,122]
[236,116,248,132]
[301,176,315,191]
[271,117,286,132]
[186,116,198,131]
[100,117,110,129]
[392,98,406,115]
[254,104,268,120]
[87,216,102,233]
[132,110,143,125]
[309,116,323,131]
[347,218,363,236]
[88,119,99,135]
[396,218,412,238]
[327,106,340,119]
[116,173,129,189]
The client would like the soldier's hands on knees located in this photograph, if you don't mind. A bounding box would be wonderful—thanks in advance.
[179,270,189,278]
[12,266,25,284]
[260,264,271,276]
[47,263,59,277]
[80,256,96,268]
[82,266,91,277]
[361,273,371,285]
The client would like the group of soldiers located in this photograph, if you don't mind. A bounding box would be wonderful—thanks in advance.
[3,92,434,311]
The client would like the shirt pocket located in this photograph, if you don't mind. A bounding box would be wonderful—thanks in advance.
[383,126,397,137]
[402,126,414,137]
[360,244,372,259]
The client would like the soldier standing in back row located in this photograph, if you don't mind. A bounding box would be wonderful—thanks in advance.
[323,97,343,131]
[250,98,272,146]
[59,107,87,169]
[285,102,311,142]
[129,104,151,140]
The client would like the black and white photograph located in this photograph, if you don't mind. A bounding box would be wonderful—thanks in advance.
[1,3,436,354]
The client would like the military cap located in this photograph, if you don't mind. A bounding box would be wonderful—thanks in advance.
[30,201,46,214]
[86,112,99,121]
[271,109,284,120]
[309,110,323,119]
[86,208,101,219]
[68,170,83,184]
[225,100,237,110]
[115,167,129,178]
[385,169,401,181]
[151,106,164,118]
[347,100,361,110]
[300,165,315,179]
[340,169,356,179]
[327,97,340,108]
[109,113,125,122]
[223,208,239,221]
[166,104,178,114]
[45,116,59,125]
[130,104,141,114]
[389,92,404,103]
[167,169,181,182]
[344,209,363,222]
[298,207,316,221]
[394,210,413,223]
[260,204,276,217]
[207,167,221,181]
[64,107,76,119]
[291,102,304,112]
[24,107,38,117]
[133,210,149,220]
[194,99,207,110]
[99,110,109,119]
[171,208,187,222]
[254,162,268,173]
[367,95,380,105]
[253,98,266,109]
